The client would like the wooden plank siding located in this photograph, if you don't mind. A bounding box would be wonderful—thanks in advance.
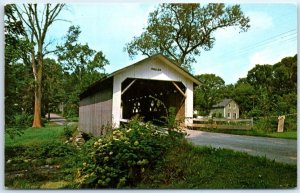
[79,86,113,136]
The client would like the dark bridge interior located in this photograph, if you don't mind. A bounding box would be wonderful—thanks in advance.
[121,78,186,124]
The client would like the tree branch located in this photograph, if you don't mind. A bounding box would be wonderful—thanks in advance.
[30,4,42,40]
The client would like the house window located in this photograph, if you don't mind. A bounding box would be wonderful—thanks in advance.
[228,104,231,109]
[233,104,236,109]
[227,113,231,118]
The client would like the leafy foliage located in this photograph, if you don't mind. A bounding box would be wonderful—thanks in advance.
[42,58,65,116]
[10,4,65,128]
[4,4,31,65]
[63,124,78,139]
[125,3,250,71]
[5,4,34,132]
[194,74,225,115]
[56,25,109,117]
[57,25,109,75]
[239,55,297,117]
[194,55,297,131]
[75,118,185,188]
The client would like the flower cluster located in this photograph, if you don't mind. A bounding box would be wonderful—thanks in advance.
[75,118,180,188]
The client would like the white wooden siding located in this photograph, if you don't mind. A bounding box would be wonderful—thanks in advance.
[112,57,194,128]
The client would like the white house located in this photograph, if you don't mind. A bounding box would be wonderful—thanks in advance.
[210,99,240,119]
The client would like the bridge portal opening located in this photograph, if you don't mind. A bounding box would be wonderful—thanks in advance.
[121,78,186,125]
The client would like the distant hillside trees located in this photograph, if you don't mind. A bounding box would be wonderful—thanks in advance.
[194,55,297,124]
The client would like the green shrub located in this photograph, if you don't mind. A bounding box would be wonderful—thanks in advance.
[253,117,277,132]
[5,127,24,140]
[75,117,184,188]
[5,113,34,139]
[63,124,78,139]
[23,142,77,159]
[217,113,223,118]
[14,112,33,128]
[284,116,297,131]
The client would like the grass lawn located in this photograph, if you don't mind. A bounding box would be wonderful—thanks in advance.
[5,124,65,147]
[266,131,297,139]
[5,124,297,189]
[139,140,297,188]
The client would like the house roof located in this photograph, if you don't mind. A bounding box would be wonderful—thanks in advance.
[212,99,233,108]
[80,54,201,99]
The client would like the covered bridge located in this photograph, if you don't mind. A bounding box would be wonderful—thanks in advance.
[79,54,201,136]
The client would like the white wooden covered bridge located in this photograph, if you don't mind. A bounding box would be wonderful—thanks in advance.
[79,54,201,136]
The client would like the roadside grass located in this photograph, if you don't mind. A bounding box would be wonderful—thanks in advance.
[5,124,65,147]
[192,127,297,140]
[266,131,297,139]
[138,140,297,188]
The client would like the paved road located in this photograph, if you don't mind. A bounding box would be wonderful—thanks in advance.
[186,129,297,165]
[47,113,67,125]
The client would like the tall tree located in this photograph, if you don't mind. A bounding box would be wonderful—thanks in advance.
[42,58,65,119]
[234,55,297,118]
[231,82,256,117]
[12,4,65,127]
[56,25,109,117]
[125,3,250,71]
[57,25,109,86]
[5,4,33,128]
[194,74,225,115]
[246,64,273,93]
[272,55,297,95]
[4,4,30,65]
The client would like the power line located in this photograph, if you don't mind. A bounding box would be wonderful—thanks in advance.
[217,29,297,59]
[230,32,297,57]
[237,29,296,51]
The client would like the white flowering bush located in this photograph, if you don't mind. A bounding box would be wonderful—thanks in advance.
[75,117,185,188]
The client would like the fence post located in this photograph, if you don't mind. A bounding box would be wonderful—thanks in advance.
[277,115,285,132]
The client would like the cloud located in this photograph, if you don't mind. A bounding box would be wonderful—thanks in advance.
[246,11,273,30]
[250,47,295,67]
[214,26,240,43]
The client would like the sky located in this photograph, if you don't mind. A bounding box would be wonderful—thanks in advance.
[3,1,299,85]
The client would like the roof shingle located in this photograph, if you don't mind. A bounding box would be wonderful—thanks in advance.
[212,99,232,108]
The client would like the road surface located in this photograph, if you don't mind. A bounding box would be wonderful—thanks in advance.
[47,113,67,125]
[186,129,297,165]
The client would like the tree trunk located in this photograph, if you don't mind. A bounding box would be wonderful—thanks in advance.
[32,85,42,127]
[32,51,43,128]
[13,4,65,128]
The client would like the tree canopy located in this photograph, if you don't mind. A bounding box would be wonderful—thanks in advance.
[56,25,109,117]
[194,74,225,115]
[194,55,297,120]
[125,3,250,71]
[11,4,65,128]
[5,5,109,129]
